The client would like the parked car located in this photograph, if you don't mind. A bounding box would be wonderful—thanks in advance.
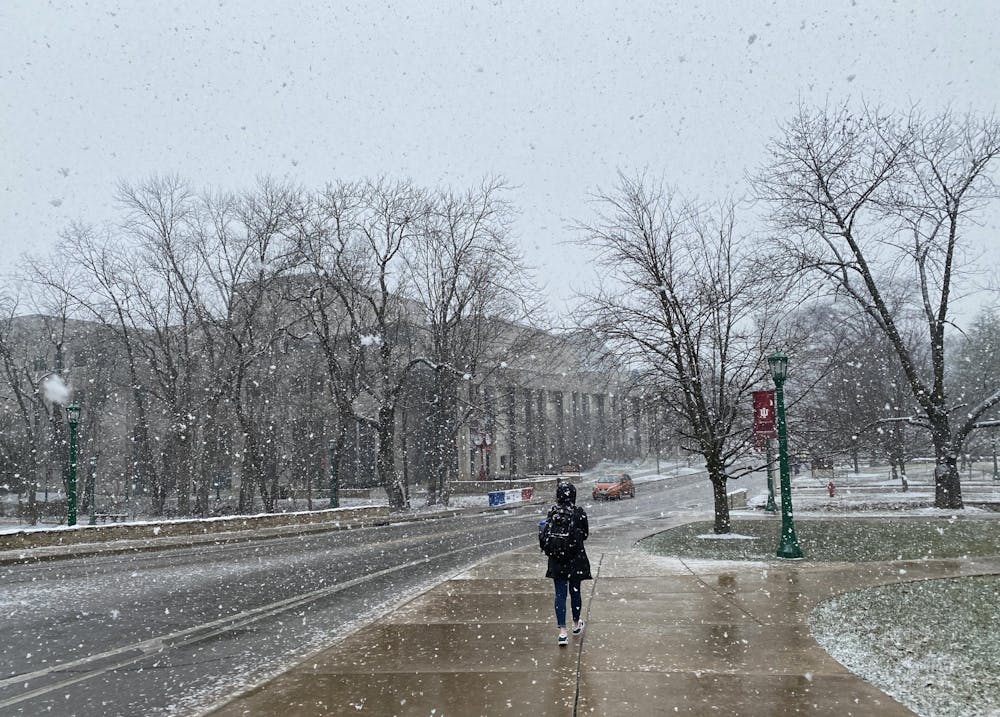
[592,473,635,500]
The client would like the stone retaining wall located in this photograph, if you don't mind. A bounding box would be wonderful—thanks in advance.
[286,488,373,500]
[0,505,390,551]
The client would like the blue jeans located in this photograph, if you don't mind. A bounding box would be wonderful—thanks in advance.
[553,578,582,627]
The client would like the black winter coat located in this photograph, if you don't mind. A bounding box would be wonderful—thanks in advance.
[543,504,592,581]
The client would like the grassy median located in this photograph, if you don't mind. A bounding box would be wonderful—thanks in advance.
[639,516,1000,562]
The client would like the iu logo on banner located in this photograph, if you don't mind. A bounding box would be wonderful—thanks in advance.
[752,389,777,440]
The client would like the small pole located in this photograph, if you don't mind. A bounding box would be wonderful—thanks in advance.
[66,403,80,527]
[992,438,998,482]
[328,439,339,509]
[764,439,777,513]
[654,408,661,475]
[88,457,97,525]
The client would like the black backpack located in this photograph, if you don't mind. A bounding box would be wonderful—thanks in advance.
[541,504,580,560]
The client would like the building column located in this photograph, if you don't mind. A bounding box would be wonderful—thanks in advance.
[553,391,565,467]
[504,385,518,477]
[524,388,536,472]
[536,388,548,470]
[583,393,607,462]
[570,392,580,465]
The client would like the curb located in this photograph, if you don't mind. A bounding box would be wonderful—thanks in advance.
[1,497,551,565]
[0,514,388,566]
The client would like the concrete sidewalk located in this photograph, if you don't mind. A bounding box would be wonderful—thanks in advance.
[202,518,1000,717]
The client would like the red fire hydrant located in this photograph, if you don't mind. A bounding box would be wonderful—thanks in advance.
[827,480,836,497]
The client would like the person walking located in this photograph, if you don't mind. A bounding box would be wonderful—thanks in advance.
[539,482,591,646]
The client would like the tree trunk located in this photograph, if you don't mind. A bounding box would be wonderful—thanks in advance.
[934,458,964,508]
[260,424,278,512]
[195,447,211,517]
[329,411,350,508]
[164,428,190,516]
[131,387,162,514]
[710,472,731,534]
[376,405,407,511]
[705,452,731,534]
[426,372,458,507]
[888,436,908,491]
[194,418,214,517]
[238,428,259,514]
[932,422,964,509]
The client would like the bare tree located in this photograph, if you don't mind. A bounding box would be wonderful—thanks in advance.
[753,104,1000,508]
[12,252,121,517]
[289,178,542,509]
[48,225,166,514]
[346,179,430,511]
[189,178,299,513]
[950,308,1000,461]
[286,182,372,506]
[406,178,539,506]
[0,292,48,523]
[35,175,203,518]
[577,174,783,533]
[115,175,208,515]
[790,299,925,487]
[289,178,427,511]
[43,176,299,516]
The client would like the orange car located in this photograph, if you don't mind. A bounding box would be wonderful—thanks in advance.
[592,473,635,500]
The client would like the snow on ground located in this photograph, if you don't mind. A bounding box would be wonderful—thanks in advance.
[0,497,387,535]
[811,576,1000,717]
[159,560,472,717]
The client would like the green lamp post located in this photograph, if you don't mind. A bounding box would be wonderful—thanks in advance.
[768,352,802,559]
[66,403,81,527]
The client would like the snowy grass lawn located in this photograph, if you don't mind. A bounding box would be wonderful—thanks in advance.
[810,576,1000,717]
[639,517,1000,562]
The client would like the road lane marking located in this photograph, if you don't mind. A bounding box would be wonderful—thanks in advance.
[0,529,532,709]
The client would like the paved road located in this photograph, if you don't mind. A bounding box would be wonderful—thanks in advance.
[0,470,751,716]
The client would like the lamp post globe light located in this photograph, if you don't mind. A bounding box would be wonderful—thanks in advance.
[767,352,803,559]
[66,403,81,527]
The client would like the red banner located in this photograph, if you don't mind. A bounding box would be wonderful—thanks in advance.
[752,389,777,440]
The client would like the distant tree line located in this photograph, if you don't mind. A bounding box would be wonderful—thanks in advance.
[0,176,554,521]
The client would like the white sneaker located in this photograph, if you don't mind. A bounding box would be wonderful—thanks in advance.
[572,620,585,635]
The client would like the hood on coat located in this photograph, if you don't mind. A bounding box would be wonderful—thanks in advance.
[556,482,576,505]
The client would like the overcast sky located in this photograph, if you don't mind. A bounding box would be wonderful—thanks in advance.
[3,1,998,316]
